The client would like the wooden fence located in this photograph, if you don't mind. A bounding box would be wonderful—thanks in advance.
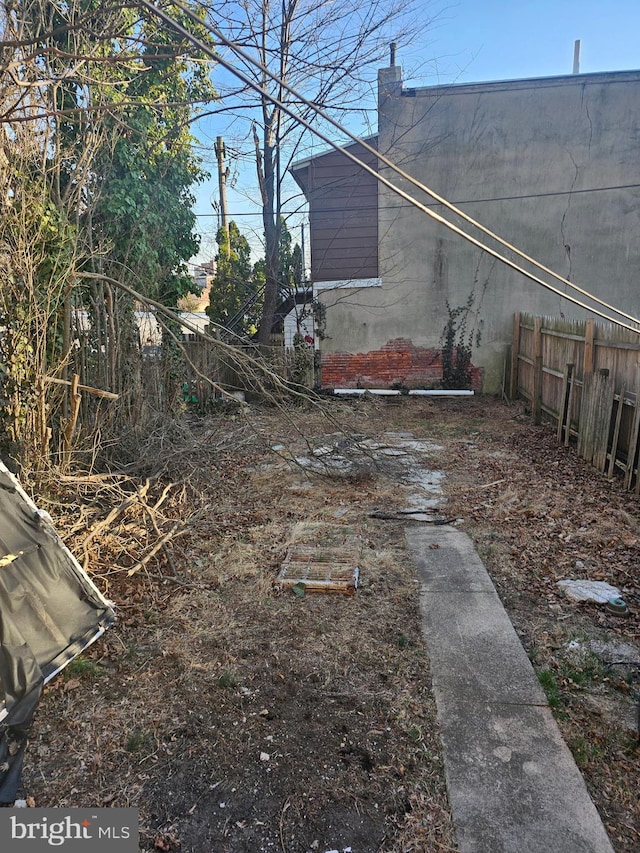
[174,337,315,407]
[511,313,640,490]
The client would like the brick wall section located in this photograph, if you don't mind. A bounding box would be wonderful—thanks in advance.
[320,338,483,390]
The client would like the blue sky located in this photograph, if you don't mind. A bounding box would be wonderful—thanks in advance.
[414,0,640,85]
[190,0,640,266]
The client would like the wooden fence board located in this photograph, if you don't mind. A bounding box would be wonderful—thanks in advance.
[556,364,573,443]
[565,370,577,447]
[592,373,615,472]
[533,355,543,425]
[516,313,640,489]
[607,385,626,479]
[624,400,640,490]
[577,373,595,462]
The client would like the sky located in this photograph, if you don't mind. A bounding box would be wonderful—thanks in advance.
[189,0,640,268]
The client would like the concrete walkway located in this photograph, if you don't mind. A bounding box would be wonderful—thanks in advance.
[406,525,615,853]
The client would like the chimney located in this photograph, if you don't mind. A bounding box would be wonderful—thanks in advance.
[379,44,403,104]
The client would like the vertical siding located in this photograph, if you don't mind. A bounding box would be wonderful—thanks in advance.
[294,141,378,282]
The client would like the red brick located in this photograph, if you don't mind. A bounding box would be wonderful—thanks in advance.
[320,340,483,390]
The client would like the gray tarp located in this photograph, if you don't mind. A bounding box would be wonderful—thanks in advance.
[0,462,115,801]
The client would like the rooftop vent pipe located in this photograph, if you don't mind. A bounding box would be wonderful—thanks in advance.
[390,42,397,66]
[573,39,581,74]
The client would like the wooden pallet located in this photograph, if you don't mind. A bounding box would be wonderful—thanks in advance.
[277,524,361,594]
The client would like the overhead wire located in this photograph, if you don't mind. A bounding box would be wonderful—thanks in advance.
[194,179,640,217]
[138,0,640,333]
[190,3,639,327]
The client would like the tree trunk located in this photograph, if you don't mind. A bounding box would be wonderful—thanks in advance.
[256,122,281,347]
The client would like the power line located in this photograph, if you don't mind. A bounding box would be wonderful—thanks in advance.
[193,181,640,217]
[188,0,640,329]
[195,210,304,218]
[138,0,640,333]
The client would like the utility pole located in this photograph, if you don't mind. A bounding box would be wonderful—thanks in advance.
[214,136,230,246]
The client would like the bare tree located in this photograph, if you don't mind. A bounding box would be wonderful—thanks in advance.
[201,0,420,345]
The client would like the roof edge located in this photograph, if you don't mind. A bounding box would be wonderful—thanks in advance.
[403,68,640,97]
[291,134,378,174]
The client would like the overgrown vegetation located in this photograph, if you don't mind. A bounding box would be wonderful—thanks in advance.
[22,400,459,851]
[0,0,422,474]
[15,397,640,852]
[0,0,215,473]
[206,217,303,338]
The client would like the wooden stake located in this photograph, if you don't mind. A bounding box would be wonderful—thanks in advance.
[62,374,82,470]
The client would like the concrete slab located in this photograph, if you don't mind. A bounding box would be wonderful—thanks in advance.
[406,525,614,853]
[418,589,548,706]
[436,697,614,853]
[408,527,546,704]
[407,526,497,592]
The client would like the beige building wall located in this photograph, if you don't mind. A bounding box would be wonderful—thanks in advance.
[321,66,640,392]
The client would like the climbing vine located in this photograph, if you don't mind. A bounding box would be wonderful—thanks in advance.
[441,296,481,389]
[289,333,314,386]
[312,298,327,341]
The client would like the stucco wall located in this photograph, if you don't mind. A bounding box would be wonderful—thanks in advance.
[320,68,640,392]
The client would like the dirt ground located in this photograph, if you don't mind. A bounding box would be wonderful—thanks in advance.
[18,395,640,852]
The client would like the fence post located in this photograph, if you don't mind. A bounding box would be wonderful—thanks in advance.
[509,313,520,400]
[62,374,81,472]
[532,317,542,424]
[584,318,595,375]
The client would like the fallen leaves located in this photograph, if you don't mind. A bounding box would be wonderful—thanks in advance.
[441,402,640,852]
[17,398,639,852]
[153,830,180,851]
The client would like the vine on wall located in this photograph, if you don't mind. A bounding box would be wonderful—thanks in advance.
[441,296,481,389]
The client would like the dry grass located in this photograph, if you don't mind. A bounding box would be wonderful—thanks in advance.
[16,395,640,852]
[21,399,457,853]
